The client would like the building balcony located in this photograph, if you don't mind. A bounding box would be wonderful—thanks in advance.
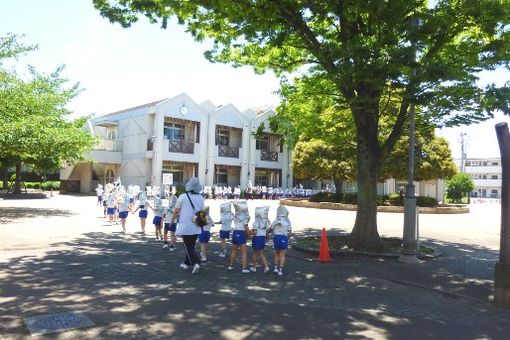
[93,139,122,152]
[261,150,278,162]
[169,140,195,154]
[218,145,240,158]
[473,179,501,187]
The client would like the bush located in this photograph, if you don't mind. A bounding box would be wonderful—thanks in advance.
[174,184,186,197]
[309,192,342,202]
[41,181,60,190]
[388,193,404,206]
[309,191,438,207]
[342,193,358,204]
[416,196,438,207]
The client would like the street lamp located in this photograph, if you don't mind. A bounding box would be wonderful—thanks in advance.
[400,17,423,263]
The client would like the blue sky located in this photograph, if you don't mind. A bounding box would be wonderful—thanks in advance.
[1,0,509,158]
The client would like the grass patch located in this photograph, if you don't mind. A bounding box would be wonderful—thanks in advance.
[296,235,434,255]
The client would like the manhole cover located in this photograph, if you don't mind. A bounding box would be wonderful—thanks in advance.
[24,311,94,336]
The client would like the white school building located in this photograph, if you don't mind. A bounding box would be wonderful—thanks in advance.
[60,93,293,193]
[60,92,446,201]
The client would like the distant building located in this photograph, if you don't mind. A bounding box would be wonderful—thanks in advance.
[462,157,501,198]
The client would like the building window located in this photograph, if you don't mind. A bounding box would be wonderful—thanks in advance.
[256,135,268,150]
[105,169,115,183]
[215,166,228,185]
[492,175,498,179]
[491,189,498,194]
[216,127,230,146]
[483,162,487,166]
[492,162,498,166]
[465,161,471,166]
[162,162,184,184]
[106,128,116,140]
[255,169,268,186]
[164,123,185,141]
[195,123,200,143]
[482,175,487,179]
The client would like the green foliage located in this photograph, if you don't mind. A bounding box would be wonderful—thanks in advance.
[174,184,186,197]
[446,173,474,203]
[91,0,510,251]
[310,192,437,207]
[0,34,96,193]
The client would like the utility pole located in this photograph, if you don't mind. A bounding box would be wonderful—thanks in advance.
[459,132,468,172]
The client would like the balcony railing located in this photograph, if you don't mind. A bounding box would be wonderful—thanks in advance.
[93,139,122,152]
[261,151,278,162]
[169,140,195,154]
[218,145,239,158]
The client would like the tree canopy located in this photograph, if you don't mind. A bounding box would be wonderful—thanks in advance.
[93,0,510,250]
[446,172,475,203]
[0,34,96,193]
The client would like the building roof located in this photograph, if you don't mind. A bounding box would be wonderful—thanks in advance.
[101,99,166,118]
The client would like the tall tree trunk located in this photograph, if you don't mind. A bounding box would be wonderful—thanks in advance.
[13,162,22,194]
[347,108,383,251]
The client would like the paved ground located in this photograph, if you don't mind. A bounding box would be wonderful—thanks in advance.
[0,193,509,339]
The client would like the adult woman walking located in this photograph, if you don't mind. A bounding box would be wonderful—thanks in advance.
[169,177,204,274]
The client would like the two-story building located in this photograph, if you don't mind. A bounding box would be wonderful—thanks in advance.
[60,93,292,193]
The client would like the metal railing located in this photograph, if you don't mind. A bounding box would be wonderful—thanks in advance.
[218,145,239,158]
[261,151,278,162]
[169,140,195,154]
[93,139,122,152]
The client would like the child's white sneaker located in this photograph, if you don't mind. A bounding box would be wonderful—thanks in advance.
[219,252,226,258]
[250,267,257,273]
[274,266,279,273]
[227,266,234,271]
[278,268,283,276]
[264,266,270,273]
[179,263,189,270]
[200,255,207,262]
[169,245,175,252]
[241,269,250,274]
[192,264,200,274]
[162,243,168,249]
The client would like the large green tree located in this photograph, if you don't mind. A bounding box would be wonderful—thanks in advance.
[93,0,510,251]
[0,34,96,194]
[446,172,475,203]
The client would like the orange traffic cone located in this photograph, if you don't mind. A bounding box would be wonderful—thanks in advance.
[318,228,332,262]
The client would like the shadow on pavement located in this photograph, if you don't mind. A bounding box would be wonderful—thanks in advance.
[0,207,76,224]
[0,231,509,339]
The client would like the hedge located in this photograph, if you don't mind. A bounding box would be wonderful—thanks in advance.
[309,192,438,207]
[0,181,60,190]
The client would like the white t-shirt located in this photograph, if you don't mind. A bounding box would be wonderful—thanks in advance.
[271,217,292,236]
[119,196,130,212]
[107,195,116,208]
[220,212,233,231]
[252,219,270,237]
[175,192,204,236]
[96,187,103,196]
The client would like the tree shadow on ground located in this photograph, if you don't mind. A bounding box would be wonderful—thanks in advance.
[292,227,500,305]
[0,207,76,224]
[0,231,509,339]
[0,192,49,200]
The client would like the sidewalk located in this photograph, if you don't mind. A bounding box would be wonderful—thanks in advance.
[0,195,509,339]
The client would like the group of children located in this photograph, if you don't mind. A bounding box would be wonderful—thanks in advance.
[96,183,293,276]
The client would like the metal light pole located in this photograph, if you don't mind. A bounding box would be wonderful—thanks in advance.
[400,18,421,263]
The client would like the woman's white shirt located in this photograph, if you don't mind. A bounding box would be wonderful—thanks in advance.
[175,193,204,236]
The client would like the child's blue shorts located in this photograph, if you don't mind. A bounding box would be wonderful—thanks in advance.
[139,209,148,218]
[232,230,246,245]
[273,235,289,250]
[199,230,211,243]
[97,195,102,202]
[153,216,162,226]
[219,230,230,240]
[107,207,116,215]
[164,222,177,232]
[252,235,266,250]
[129,198,134,203]
[102,200,107,207]
[118,211,129,219]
